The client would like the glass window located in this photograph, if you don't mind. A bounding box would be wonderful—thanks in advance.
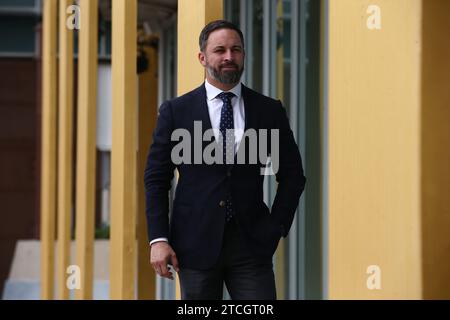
[279,0,292,115]
[0,16,37,54]
[0,0,36,7]
[250,0,263,93]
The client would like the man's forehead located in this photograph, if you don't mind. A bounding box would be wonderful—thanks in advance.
[208,29,242,45]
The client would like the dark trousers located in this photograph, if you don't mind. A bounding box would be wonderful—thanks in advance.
[178,219,277,300]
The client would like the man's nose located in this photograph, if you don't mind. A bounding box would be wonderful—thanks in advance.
[223,50,233,61]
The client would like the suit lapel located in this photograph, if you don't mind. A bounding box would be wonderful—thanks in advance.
[233,85,259,164]
[241,84,258,131]
[193,83,213,133]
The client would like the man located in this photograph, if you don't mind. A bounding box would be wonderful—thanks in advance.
[144,20,306,300]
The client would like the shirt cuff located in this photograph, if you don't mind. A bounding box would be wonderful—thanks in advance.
[149,237,169,246]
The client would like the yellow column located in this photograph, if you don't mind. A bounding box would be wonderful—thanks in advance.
[177,0,223,95]
[176,0,223,299]
[41,0,58,300]
[110,0,137,300]
[137,38,159,300]
[326,0,422,298]
[57,0,74,300]
[75,0,98,300]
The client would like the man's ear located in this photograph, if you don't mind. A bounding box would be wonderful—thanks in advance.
[198,51,207,67]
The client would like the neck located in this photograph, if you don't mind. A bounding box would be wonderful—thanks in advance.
[206,76,238,92]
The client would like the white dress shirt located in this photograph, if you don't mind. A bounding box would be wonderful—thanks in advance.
[204,79,245,152]
[150,79,246,246]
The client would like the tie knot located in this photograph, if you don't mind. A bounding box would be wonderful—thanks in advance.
[217,92,235,104]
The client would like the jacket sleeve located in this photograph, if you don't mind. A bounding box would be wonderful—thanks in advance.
[143,101,176,242]
[270,101,306,237]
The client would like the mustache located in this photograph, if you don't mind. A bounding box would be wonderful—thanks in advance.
[220,62,239,69]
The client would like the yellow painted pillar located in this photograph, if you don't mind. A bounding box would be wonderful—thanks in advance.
[177,0,223,95]
[137,38,159,300]
[41,0,58,300]
[326,0,422,299]
[75,0,98,300]
[110,0,137,300]
[176,0,223,299]
[57,0,74,300]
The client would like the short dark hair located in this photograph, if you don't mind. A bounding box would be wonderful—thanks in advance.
[199,20,245,52]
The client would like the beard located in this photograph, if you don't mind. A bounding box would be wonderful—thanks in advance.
[205,60,244,85]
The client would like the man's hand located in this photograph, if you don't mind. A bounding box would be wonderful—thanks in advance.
[150,242,180,280]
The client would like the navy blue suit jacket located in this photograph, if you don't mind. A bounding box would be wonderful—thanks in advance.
[144,83,306,269]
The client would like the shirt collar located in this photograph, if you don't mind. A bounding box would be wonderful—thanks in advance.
[205,78,241,101]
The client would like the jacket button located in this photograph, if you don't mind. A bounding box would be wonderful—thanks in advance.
[219,200,226,207]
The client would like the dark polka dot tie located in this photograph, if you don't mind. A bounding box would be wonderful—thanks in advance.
[218,92,235,222]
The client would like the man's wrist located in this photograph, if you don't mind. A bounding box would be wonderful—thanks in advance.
[149,237,169,246]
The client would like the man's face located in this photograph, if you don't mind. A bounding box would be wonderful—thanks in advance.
[199,28,245,85]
